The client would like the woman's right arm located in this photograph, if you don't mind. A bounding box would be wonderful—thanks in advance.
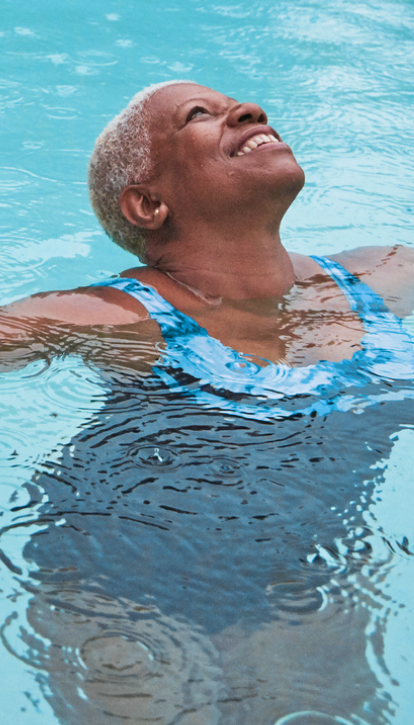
[0,287,150,371]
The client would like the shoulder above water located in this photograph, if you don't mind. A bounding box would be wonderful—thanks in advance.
[290,245,414,318]
[1,245,413,336]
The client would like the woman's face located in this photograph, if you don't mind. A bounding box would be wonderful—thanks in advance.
[147,83,305,224]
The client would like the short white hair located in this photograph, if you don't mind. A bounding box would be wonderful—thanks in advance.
[88,80,197,261]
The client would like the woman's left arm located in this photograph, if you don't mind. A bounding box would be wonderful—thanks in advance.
[331,245,414,318]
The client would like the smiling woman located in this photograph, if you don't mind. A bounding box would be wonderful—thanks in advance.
[1,80,414,725]
[2,80,414,368]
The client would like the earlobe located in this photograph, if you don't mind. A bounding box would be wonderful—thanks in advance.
[150,201,169,229]
[119,186,169,230]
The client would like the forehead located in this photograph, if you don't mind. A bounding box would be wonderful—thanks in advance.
[147,83,234,130]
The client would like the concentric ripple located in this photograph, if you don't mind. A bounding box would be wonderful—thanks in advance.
[79,634,157,679]
[1,586,224,724]
[129,444,180,468]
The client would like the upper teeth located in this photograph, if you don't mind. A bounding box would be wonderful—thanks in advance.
[237,133,280,156]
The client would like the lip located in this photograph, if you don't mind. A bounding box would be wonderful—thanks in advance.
[232,125,283,157]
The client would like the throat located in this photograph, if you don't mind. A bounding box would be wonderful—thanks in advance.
[153,228,297,301]
[160,252,297,302]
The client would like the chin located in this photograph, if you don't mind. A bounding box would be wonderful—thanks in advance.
[292,163,306,195]
[277,159,306,203]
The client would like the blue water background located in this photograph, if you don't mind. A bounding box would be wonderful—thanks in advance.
[0,0,414,722]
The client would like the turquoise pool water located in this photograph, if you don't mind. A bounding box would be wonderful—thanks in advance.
[1,0,414,723]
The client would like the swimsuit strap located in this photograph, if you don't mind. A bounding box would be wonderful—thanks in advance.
[310,254,414,355]
[92,276,206,338]
[310,255,390,317]
[93,276,178,316]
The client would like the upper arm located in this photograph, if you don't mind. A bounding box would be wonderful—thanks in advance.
[331,245,414,318]
[0,287,161,375]
[0,287,150,373]
[1,286,149,335]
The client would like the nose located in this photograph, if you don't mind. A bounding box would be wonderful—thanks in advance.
[226,102,268,127]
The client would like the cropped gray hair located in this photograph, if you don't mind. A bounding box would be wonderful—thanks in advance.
[88,80,196,262]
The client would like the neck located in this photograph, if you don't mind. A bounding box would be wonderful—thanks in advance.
[149,220,296,301]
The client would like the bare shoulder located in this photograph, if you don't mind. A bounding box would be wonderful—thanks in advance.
[0,261,200,339]
[290,246,414,317]
[330,244,414,276]
[1,283,149,334]
[330,245,414,317]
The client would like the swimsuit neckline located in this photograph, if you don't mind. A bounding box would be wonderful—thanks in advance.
[92,256,414,420]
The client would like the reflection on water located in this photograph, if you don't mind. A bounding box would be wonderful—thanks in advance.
[1,365,413,723]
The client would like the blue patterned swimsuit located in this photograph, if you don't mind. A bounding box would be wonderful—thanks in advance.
[93,255,414,420]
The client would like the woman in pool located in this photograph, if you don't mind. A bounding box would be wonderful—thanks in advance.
[2,80,414,374]
[1,82,414,725]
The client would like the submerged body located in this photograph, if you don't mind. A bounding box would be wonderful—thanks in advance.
[19,335,414,724]
[1,81,414,723]
[5,253,414,724]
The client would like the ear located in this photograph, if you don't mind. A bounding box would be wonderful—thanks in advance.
[119,185,169,230]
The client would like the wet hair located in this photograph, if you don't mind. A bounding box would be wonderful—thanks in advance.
[88,80,196,262]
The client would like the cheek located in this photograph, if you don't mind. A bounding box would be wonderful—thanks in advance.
[172,126,222,174]
[154,135,232,207]
[168,153,227,197]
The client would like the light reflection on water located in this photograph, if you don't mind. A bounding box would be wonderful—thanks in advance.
[1,0,414,722]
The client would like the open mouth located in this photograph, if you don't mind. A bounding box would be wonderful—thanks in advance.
[237,133,280,156]
[234,127,282,157]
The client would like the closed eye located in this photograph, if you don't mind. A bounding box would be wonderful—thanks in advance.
[186,106,209,123]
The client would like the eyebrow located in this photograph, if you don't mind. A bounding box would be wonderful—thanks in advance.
[177,97,217,109]
[177,95,235,110]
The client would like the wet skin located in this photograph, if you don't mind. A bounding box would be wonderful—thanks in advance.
[0,84,413,369]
